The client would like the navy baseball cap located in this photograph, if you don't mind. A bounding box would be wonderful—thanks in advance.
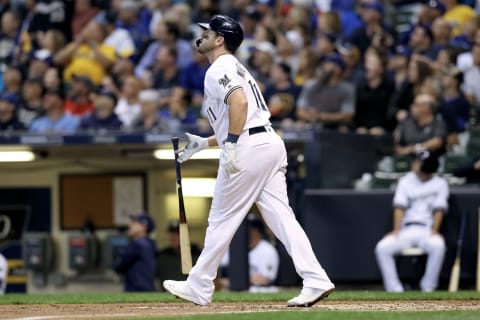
[0,92,18,106]
[362,2,384,14]
[427,0,446,14]
[130,213,155,233]
[414,148,439,174]
[322,53,346,71]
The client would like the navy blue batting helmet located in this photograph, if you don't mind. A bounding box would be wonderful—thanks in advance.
[198,15,244,53]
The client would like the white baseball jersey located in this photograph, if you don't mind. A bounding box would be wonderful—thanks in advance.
[221,239,280,283]
[376,171,448,292]
[0,253,7,294]
[201,54,271,142]
[393,172,449,229]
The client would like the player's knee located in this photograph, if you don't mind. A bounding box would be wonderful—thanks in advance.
[375,238,392,256]
[428,235,446,253]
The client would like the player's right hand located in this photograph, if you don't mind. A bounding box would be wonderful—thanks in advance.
[176,133,209,163]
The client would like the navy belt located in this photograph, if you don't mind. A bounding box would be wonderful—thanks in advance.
[405,222,426,227]
[248,126,269,135]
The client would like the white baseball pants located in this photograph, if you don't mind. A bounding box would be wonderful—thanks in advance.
[375,225,446,292]
[186,130,333,304]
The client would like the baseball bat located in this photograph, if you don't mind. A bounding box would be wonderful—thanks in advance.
[476,207,480,291]
[448,210,467,292]
[171,137,193,275]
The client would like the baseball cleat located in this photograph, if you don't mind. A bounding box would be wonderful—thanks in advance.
[163,280,209,306]
[287,287,335,307]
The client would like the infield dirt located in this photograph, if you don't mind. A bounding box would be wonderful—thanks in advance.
[2,300,480,320]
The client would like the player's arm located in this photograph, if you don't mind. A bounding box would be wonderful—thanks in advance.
[432,210,444,235]
[226,88,248,138]
[392,207,404,235]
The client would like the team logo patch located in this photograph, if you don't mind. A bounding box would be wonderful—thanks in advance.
[218,74,231,88]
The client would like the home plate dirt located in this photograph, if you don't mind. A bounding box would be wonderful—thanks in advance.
[2,300,479,320]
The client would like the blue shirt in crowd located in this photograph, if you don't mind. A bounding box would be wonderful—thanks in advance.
[30,114,80,134]
[114,237,157,292]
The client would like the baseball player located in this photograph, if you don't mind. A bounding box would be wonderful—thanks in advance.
[0,252,7,294]
[163,15,334,307]
[375,149,448,292]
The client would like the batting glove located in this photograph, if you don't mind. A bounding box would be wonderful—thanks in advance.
[220,142,240,176]
[176,133,209,163]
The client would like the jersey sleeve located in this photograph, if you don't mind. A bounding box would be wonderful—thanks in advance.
[432,179,449,213]
[393,177,408,209]
[207,66,243,105]
[255,244,279,282]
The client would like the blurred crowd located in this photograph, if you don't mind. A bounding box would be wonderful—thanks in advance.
[0,0,480,157]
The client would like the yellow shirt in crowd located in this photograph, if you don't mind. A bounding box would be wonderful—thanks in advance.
[443,5,477,36]
[63,44,115,85]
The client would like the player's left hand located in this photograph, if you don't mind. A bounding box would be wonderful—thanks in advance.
[220,142,240,176]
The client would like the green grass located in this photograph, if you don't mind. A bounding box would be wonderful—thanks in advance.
[152,311,480,320]
[1,290,479,305]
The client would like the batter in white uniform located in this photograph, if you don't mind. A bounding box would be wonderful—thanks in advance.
[0,252,7,294]
[375,150,448,292]
[163,15,334,307]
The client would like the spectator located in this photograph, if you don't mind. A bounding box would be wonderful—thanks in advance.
[439,65,470,148]
[462,41,480,123]
[442,0,476,36]
[102,55,136,98]
[354,46,395,135]
[97,9,136,59]
[149,45,180,110]
[64,75,94,117]
[247,41,276,92]
[337,41,364,86]
[453,155,480,183]
[220,214,279,292]
[18,77,44,127]
[171,49,209,118]
[394,93,447,156]
[431,18,453,50]
[56,20,115,85]
[113,212,157,292]
[387,45,410,91]
[457,27,480,72]
[135,19,193,79]
[2,67,22,95]
[0,11,20,73]
[349,1,396,56]
[389,57,433,124]
[30,88,80,134]
[0,92,25,131]
[264,62,301,126]
[71,0,100,38]
[147,0,173,36]
[156,220,201,288]
[114,0,151,55]
[40,29,67,59]
[133,89,162,131]
[375,149,448,292]
[0,251,7,294]
[164,2,196,40]
[43,67,62,92]
[236,6,263,64]
[417,0,447,26]
[79,89,122,131]
[114,75,142,129]
[408,24,438,60]
[450,16,479,51]
[315,32,338,57]
[295,47,317,86]
[28,49,54,79]
[296,53,355,130]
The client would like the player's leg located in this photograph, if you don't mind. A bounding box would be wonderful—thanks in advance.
[256,169,334,291]
[181,137,281,304]
[417,232,446,291]
[375,228,418,292]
